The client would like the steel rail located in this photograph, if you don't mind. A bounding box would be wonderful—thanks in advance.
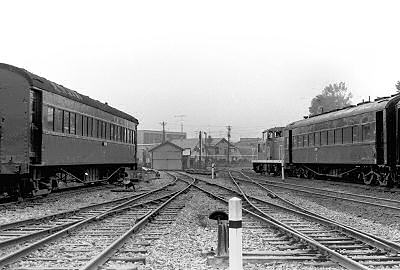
[0,181,181,268]
[226,172,372,270]
[0,180,175,231]
[238,172,400,211]
[80,175,195,270]
[175,172,369,270]
[240,169,400,204]
[236,170,400,253]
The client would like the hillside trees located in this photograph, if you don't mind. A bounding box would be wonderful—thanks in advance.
[309,82,353,116]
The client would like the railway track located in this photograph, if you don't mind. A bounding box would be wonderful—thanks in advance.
[0,178,185,268]
[174,172,335,267]
[181,171,400,269]
[236,170,400,212]
[2,175,192,270]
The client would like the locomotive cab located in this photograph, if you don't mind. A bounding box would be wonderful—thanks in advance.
[252,127,284,174]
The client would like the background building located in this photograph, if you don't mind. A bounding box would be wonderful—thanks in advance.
[234,138,260,165]
[149,141,183,170]
[137,130,186,167]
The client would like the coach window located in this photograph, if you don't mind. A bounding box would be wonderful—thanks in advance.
[343,127,352,144]
[76,114,82,136]
[98,121,102,138]
[47,107,54,131]
[110,124,114,140]
[328,130,334,145]
[93,119,98,138]
[88,118,93,137]
[104,123,109,139]
[83,116,88,137]
[353,125,360,142]
[321,131,327,146]
[308,133,314,146]
[303,134,308,147]
[334,128,342,144]
[63,111,70,133]
[70,113,76,135]
[54,109,62,132]
[362,123,373,141]
[292,136,297,149]
[115,126,119,141]
[314,132,320,145]
[103,122,107,139]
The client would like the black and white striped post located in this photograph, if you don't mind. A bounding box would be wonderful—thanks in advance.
[229,197,242,270]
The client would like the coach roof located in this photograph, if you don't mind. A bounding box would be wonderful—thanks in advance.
[0,63,138,124]
[287,94,400,129]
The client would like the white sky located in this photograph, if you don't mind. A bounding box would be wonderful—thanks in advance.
[1,0,400,140]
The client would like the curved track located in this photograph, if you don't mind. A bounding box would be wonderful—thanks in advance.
[239,170,400,211]
[182,171,400,270]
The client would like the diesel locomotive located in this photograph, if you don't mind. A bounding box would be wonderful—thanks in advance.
[253,94,400,186]
[0,63,138,197]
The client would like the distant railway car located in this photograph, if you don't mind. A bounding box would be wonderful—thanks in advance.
[252,127,284,175]
[0,63,138,197]
[254,94,400,187]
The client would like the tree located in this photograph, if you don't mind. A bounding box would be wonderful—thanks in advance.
[309,82,352,116]
[395,81,400,92]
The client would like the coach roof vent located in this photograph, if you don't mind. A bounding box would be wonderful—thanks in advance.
[375,96,389,101]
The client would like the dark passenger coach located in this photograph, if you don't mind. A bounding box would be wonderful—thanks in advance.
[0,63,138,197]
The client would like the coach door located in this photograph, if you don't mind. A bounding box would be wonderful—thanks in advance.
[29,90,42,164]
[288,129,293,163]
[376,111,384,164]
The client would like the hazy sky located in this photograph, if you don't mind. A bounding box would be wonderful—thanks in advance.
[2,0,400,140]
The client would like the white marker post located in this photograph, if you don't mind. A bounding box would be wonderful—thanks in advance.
[211,163,215,180]
[229,197,242,270]
[281,160,285,180]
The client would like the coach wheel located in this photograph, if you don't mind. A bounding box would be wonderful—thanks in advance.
[363,173,377,186]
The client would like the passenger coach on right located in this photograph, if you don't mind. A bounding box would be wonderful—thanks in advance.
[284,94,400,187]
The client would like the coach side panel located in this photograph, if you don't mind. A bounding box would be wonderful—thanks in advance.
[0,69,30,174]
[41,91,136,166]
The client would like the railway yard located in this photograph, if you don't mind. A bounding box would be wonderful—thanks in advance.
[0,171,399,270]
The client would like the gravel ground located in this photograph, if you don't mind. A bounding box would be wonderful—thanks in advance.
[136,188,341,270]
[226,172,400,243]
[244,170,400,201]
[0,175,173,225]
[275,190,400,242]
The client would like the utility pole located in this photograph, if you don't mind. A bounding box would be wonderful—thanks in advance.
[174,115,187,133]
[160,121,167,143]
[227,125,231,166]
[204,131,208,167]
[199,131,202,168]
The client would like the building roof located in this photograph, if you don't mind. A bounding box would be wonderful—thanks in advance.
[208,138,236,148]
[148,141,183,152]
[170,138,200,150]
[0,63,138,124]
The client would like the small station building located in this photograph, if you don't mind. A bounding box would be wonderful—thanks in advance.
[148,141,184,170]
